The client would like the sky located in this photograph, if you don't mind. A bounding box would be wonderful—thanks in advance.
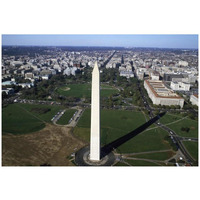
[2,34,198,49]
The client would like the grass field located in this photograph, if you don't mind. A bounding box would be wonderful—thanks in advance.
[130,151,175,161]
[2,103,63,134]
[159,113,183,124]
[114,162,130,166]
[182,141,198,161]
[159,114,198,138]
[117,128,172,153]
[168,118,198,138]
[74,109,172,154]
[116,159,161,166]
[57,109,76,125]
[56,83,118,98]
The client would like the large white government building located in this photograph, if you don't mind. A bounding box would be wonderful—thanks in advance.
[144,80,184,108]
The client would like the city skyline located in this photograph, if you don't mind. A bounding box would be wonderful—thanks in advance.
[2,34,198,49]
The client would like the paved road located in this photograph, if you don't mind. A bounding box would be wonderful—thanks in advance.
[67,108,83,127]
[52,109,66,123]
[175,136,198,142]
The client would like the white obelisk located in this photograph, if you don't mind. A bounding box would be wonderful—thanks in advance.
[90,61,100,161]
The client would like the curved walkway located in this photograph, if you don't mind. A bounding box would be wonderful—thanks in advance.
[75,146,116,166]
[117,149,172,156]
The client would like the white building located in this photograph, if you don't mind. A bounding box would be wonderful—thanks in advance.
[41,75,50,80]
[137,72,144,80]
[50,69,57,75]
[151,71,160,81]
[63,67,71,76]
[31,65,38,70]
[120,71,134,78]
[136,67,148,74]
[190,94,198,106]
[188,74,198,83]
[119,66,126,72]
[144,80,184,108]
[25,72,34,80]
[179,61,188,67]
[71,67,77,76]
[63,67,77,76]
[170,82,190,91]
[126,64,132,71]
[18,83,34,88]
[53,64,62,72]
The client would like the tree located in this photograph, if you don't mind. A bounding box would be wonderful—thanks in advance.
[2,91,8,99]
[188,113,196,120]
[154,110,160,116]
[181,127,190,132]
[108,95,113,108]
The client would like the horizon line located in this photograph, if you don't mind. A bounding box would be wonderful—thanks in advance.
[2,45,198,50]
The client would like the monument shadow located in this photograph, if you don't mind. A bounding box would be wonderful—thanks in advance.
[100,112,166,158]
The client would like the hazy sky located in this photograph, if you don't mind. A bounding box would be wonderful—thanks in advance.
[2,34,198,49]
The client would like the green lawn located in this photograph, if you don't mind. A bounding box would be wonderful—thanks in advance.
[74,109,172,154]
[114,162,129,166]
[116,128,172,153]
[159,113,183,124]
[74,127,90,142]
[76,109,91,128]
[57,84,90,98]
[57,109,76,125]
[159,114,198,138]
[17,103,64,122]
[2,103,63,134]
[56,83,118,98]
[101,84,114,89]
[168,119,198,138]
[130,151,175,161]
[182,141,198,161]
[116,159,161,166]
[2,104,44,134]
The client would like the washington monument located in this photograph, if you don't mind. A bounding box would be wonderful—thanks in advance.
[90,61,100,161]
[75,61,115,165]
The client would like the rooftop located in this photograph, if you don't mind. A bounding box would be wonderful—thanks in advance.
[193,94,198,98]
[145,80,183,99]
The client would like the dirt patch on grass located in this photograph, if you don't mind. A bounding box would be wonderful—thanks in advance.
[2,124,86,166]
[190,126,195,130]
[61,87,70,91]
